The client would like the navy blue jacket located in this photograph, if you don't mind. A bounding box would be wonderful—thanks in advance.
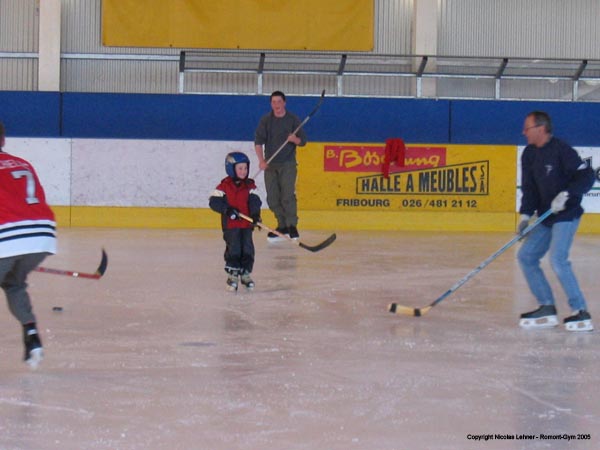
[520,137,595,226]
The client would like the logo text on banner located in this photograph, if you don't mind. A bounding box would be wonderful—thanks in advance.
[324,145,446,173]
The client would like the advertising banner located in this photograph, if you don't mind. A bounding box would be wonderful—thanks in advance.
[102,0,373,51]
[298,143,517,213]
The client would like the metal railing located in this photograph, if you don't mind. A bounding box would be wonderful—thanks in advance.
[178,50,600,101]
[3,50,600,101]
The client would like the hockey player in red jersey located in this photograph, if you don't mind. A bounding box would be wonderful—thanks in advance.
[209,152,262,291]
[0,121,57,368]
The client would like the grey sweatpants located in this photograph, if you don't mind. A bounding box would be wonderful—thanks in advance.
[264,161,298,228]
[0,252,48,324]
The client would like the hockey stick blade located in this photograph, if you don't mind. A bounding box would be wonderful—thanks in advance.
[388,210,553,317]
[239,213,336,253]
[388,303,432,317]
[34,249,108,280]
[299,233,336,252]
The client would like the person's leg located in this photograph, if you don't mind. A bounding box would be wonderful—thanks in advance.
[239,228,255,289]
[223,229,242,290]
[548,219,588,312]
[240,228,255,274]
[279,162,298,229]
[264,166,286,230]
[517,224,555,306]
[1,253,47,324]
[1,253,48,367]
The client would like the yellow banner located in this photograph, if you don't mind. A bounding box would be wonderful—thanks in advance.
[102,0,373,51]
[298,143,516,212]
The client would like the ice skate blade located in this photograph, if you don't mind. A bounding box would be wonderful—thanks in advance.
[519,316,559,329]
[26,347,44,370]
[226,285,238,292]
[565,320,594,332]
[267,236,287,243]
[241,281,254,290]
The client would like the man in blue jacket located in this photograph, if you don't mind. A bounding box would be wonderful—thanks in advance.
[517,111,595,332]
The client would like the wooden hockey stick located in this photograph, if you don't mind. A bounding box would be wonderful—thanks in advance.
[34,249,108,280]
[252,90,325,179]
[239,213,336,253]
[388,210,553,317]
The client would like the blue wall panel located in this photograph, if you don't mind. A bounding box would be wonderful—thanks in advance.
[314,97,450,143]
[451,100,600,146]
[2,91,600,146]
[61,93,450,143]
[0,91,61,137]
[62,93,265,140]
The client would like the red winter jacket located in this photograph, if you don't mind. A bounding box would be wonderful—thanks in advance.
[209,176,262,230]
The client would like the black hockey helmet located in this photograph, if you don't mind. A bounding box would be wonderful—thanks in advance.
[225,152,250,179]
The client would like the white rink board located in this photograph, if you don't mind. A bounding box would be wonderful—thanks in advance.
[6,138,600,213]
[71,139,260,207]
[516,146,600,213]
[3,138,262,208]
[4,137,72,206]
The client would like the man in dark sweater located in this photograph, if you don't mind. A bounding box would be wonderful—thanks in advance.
[254,91,307,242]
[517,111,595,332]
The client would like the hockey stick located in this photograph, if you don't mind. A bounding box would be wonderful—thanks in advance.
[34,249,108,280]
[252,90,325,179]
[388,209,553,317]
[239,213,336,252]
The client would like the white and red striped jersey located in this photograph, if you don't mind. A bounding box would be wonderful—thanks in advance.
[0,151,56,257]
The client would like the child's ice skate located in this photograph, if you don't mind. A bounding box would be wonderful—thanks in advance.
[519,305,558,329]
[226,270,239,292]
[240,272,255,290]
[563,310,593,332]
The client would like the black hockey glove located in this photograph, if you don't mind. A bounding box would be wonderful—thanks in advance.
[251,214,262,229]
[225,207,240,220]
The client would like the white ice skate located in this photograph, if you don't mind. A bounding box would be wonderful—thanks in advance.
[564,310,594,332]
[519,305,558,329]
[26,347,44,370]
[24,327,44,369]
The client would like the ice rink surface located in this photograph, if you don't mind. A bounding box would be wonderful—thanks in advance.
[1,227,599,450]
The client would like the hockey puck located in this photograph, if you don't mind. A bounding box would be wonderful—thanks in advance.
[52,306,63,312]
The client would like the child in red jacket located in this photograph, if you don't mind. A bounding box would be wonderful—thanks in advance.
[209,152,262,291]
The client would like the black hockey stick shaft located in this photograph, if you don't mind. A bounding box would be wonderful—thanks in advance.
[239,213,336,252]
[253,90,325,179]
[389,210,553,317]
[34,249,108,280]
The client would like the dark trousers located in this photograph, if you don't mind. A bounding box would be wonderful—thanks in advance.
[264,161,298,228]
[0,252,48,324]
[223,228,255,274]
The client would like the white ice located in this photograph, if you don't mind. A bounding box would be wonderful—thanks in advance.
[1,228,599,450]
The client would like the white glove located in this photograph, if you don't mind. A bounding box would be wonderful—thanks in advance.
[517,214,531,235]
[551,191,569,213]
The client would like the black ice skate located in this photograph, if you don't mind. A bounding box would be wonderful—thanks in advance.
[267,227,288,243]
[563,310,594,332]
[240,272,255,290]
[226,272,239,292]
[519,305,558,329]
[23,324,43,369]
[288,225,299,240]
